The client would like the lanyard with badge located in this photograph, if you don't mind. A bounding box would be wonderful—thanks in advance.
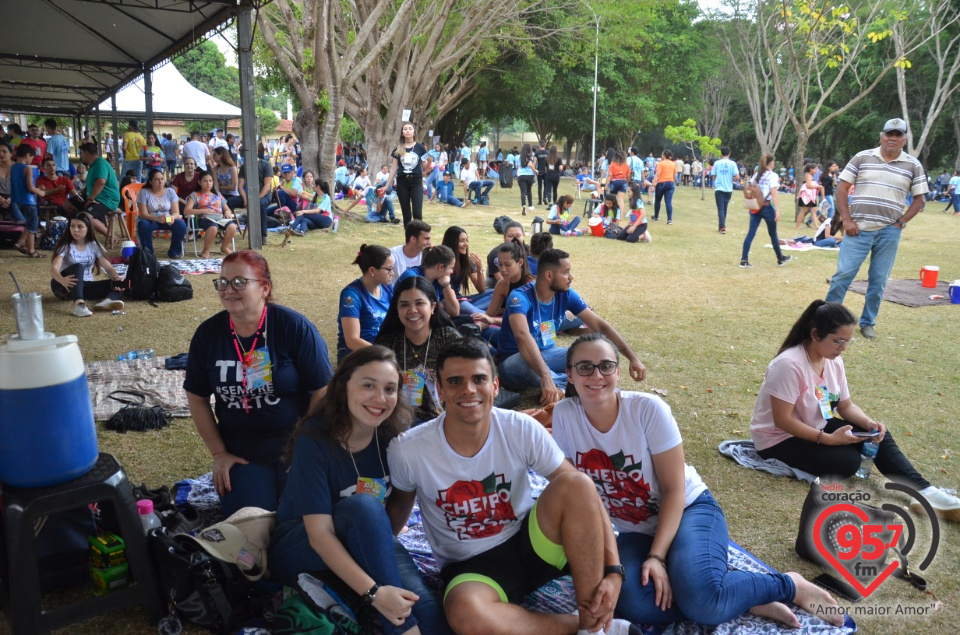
[536,293,558,348]
[349,435,388,503]
[403,333,439,408]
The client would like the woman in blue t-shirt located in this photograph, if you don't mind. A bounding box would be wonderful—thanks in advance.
[290,179,334,235]
[184,251,333,516]
[269,346,451,635]
[337,244,395,362]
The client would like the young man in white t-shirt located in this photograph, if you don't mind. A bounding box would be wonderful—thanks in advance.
[387,338,639,635]
[389,220,432,283]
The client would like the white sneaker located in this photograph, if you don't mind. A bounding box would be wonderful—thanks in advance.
[913,486,960,522]
[95,299,124,311]
[72,303,93,318]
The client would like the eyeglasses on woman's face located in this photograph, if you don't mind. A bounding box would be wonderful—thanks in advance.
[213,276,259,291]
[569,360,619,376]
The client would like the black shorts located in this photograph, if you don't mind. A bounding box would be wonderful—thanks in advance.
[84,202,112,223]
[439,502,569,605]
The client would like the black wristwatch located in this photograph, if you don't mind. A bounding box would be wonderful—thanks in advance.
[363,583,380,605]
[604,564,626,580]
[894,219,906,229]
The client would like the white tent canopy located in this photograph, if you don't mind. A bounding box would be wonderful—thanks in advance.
[99,63,240,120]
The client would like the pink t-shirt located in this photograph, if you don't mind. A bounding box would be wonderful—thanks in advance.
[750,345,850,451]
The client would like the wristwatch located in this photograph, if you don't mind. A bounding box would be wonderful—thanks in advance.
[363,583,380,605]
[603,564,626,580]
[893,219,906,229]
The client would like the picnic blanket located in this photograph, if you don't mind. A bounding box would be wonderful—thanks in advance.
[113,257,222,277]
[718,440,816,483]
[174,471,854,635]
[849,278,954,307]
[86,357,190,421]
[764,243,837,252]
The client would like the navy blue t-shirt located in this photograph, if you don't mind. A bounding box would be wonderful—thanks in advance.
[337,278,393,361]
[183,304,333,463]
[498,282,589,358]
[397,265,444,302]
[277,418,392,523]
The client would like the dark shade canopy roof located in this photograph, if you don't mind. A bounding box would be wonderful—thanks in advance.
[0,0,259,116]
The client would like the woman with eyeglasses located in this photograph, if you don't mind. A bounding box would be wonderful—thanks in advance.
[750,300,959,521]
[552,333,844,627]
[337,244,395,363]
[184,250,334,516]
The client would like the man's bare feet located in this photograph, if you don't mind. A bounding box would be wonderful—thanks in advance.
[749,601,800,628]
[787,572,843,626]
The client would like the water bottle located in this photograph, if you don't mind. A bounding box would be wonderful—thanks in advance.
[332,215,339,232]
[137,499,162,534]
[117,348,155,361]
[854,441,879,479]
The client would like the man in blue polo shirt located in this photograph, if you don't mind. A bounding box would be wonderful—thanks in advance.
[713,146,740,234]
[496,248,647,404]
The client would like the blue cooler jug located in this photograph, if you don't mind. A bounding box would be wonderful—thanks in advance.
[0,335,99,487]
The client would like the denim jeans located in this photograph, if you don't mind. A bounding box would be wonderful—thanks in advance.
[654,182,675,221]
[497,345,568,392]
[425,170,442,199]
[825,224,902,328]
[291,213,332,232]
[258,194,272,238]
[548,216,581,235]
[439,193,465,208]
[468,180,494,202]
[395,175,423,225]
[740,205,784,263]
[615,491,795,625]
[137,218,187,258]
[268,495,452,635]
[11,203,38,233]
[220,460,289,517]
[121,160,143,182]
[715,190,732,229]
[824,194,836,218]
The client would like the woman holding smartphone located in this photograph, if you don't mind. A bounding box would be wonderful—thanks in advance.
[750,300,960,522]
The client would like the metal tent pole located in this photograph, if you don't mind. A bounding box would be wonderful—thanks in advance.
[238,3,262,249]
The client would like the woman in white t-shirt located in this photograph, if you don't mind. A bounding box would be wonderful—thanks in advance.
[739,153,789,268]
[751,300,960,521]
[49,212,125,317]
[553,334,844,627]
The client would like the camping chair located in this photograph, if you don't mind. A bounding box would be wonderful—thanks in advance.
[186,213,236,258]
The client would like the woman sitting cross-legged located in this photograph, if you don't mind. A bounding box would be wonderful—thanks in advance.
[289,179,334,235]
[374,276,462,425]
[183,170,238,259]
[547,195,582,236]
[268,346,452,635]
[751,300,960,521]
[552,333,845,627]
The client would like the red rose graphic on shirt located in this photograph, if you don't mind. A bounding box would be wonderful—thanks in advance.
[575,449,657,525]
[436,472,517,540]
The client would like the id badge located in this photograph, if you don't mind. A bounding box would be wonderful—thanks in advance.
[403,369,426,406]
[539,320,557,347]
[815,384,832,420]
[244,347,273,391]
[356,477,387,503]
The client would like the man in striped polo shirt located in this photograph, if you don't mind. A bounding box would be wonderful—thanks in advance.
[825,118,928,340]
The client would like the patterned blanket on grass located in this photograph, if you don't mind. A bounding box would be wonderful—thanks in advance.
[174,472,855,635]
[86,357,190,421]
[113,257,222,277]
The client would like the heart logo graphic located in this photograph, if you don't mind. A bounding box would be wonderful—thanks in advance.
[812,503,901,598]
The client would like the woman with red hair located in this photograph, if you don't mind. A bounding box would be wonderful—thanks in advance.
[184,250,334,515]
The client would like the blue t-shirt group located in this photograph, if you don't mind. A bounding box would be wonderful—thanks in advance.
[497,282,589,358]
[336,278,393,361]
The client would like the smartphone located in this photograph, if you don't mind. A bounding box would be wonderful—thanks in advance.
[851,430,881,438]
[813,573,863,602]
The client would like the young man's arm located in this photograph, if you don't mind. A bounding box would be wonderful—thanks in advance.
[386,488,417,536]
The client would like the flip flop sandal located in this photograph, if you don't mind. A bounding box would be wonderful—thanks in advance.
[14,243,28,255]
[25,251,43,258]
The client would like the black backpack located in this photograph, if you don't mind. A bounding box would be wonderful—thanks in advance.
[124,247,160,301]
[153,264,194,303]
[493,215,514,235]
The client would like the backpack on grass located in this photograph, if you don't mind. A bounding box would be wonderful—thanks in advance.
[152,264,193,303]
[493,215,514,235]
[124,247,160,301]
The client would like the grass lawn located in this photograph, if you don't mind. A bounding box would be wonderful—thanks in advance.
[1,178,957,634]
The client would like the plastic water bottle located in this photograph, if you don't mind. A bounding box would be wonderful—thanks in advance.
[332,215,339,232]
[117,348,155,361]
[137,500,162,534]
[855,441,879,479]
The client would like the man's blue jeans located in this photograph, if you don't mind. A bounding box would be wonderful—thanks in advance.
[268,494,452,635]
[468,180,494,201]
[121,159,143,182]
[497,345,568,392]
[826,224,902,327]
[425,170,442,199]
[615,491,795,625]
[438,193,465,208]
[715,190,732,229]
